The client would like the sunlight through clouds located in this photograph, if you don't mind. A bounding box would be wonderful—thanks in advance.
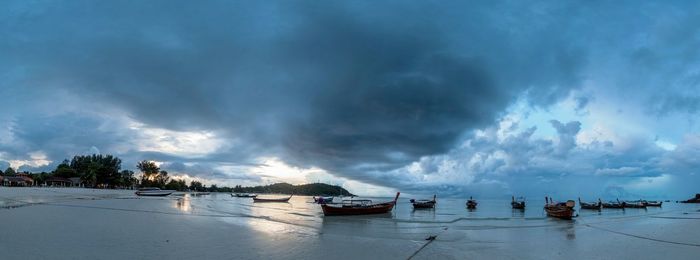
[129,122,228,158]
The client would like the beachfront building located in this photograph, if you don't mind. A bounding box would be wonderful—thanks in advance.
[69,177,84,187]
[44,177,84,187]
[0,175,34,186]
[45,177,72,187]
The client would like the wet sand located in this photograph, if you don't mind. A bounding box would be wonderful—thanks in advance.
[0,187,698,259]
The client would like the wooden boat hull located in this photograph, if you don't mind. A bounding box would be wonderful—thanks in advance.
[322,192,400,216]
[412,202,436,209]
[511,202,525,209]
[602,203,624,209]
[411,195,436,209]
[544,206,576,219]
[580,203,601,210]
[253,195,292,203]
[622,202,646,208]
[642,201,662,207]
[135,191,174,196]
[322,202,396,216]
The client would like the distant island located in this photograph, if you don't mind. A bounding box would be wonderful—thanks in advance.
[232,183,354,196]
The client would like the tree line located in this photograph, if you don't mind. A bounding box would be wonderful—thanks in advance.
[0,154,353,195]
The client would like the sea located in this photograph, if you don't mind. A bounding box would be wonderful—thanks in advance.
[0,188,699,259]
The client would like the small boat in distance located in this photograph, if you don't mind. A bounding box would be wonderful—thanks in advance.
[253,195,293,203]
[544,197,576,220]
[313,196,334,204]
[135,187,175,197]
[622,200,647,208]
[410,194,437,209]
[321,192,400,216]
[578,198,602,210]
[601,199,624,209]
[511,196,526,209]
[642,200,662,207]
[466,196,478,209]
[232,193,258,198]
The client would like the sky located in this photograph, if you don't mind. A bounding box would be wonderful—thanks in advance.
[2,0,700,199]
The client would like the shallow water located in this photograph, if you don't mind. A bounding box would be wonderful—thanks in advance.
[0,188,698,259]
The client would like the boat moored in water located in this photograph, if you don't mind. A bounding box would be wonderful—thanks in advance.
[135,187,175,197]
[466,196,478,209]
[578,198,602,210]
[410,195,436,209]
[232,193,258,198]
[622,200,647,208]
[544,197,576,220]
[253,195,293,203]
[602,199,624,209]
[642,200,662,207]
[321,192,400,216]
[511,196,526,209]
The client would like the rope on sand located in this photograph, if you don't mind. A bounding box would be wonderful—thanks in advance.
[584,224,700,247]
[407,227,448,260]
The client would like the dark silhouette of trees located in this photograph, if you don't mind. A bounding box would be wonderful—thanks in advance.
[4,167,16,176]
[189,180,204,191]
[54,160,77,178]
[165,179,188,191]
[137,161,169,188]
[118,170,137,188]
[69,154,122,188]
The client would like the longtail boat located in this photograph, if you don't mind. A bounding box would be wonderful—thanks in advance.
[321,192,400,216]
[622,200,646,208]
[466,196,478,209]
[135,187,174,197]
[232,193,258,198]
[313,196,334,204]
[602,199,624,209]
[642,200,662,207]
[511,196,526,209]
[253,195,293,203]
[680,194,700,203]
[578,198,602,210]
[410,195,436,209]
[544,197,576,220]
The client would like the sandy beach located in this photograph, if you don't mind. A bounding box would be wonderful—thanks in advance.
[0,187,698,260]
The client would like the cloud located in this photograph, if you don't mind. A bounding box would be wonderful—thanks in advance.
[595,167,642,177]
[1,1,589,180]
[549,120,582,156]
[2,1,700,198]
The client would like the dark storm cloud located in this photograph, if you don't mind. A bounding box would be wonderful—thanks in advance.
[1,0,591,184]
[30,1,700,197]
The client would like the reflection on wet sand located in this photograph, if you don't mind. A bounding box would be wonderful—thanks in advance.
[175,196,191,213]
[511,208,525,218]
[411,207,437,220]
